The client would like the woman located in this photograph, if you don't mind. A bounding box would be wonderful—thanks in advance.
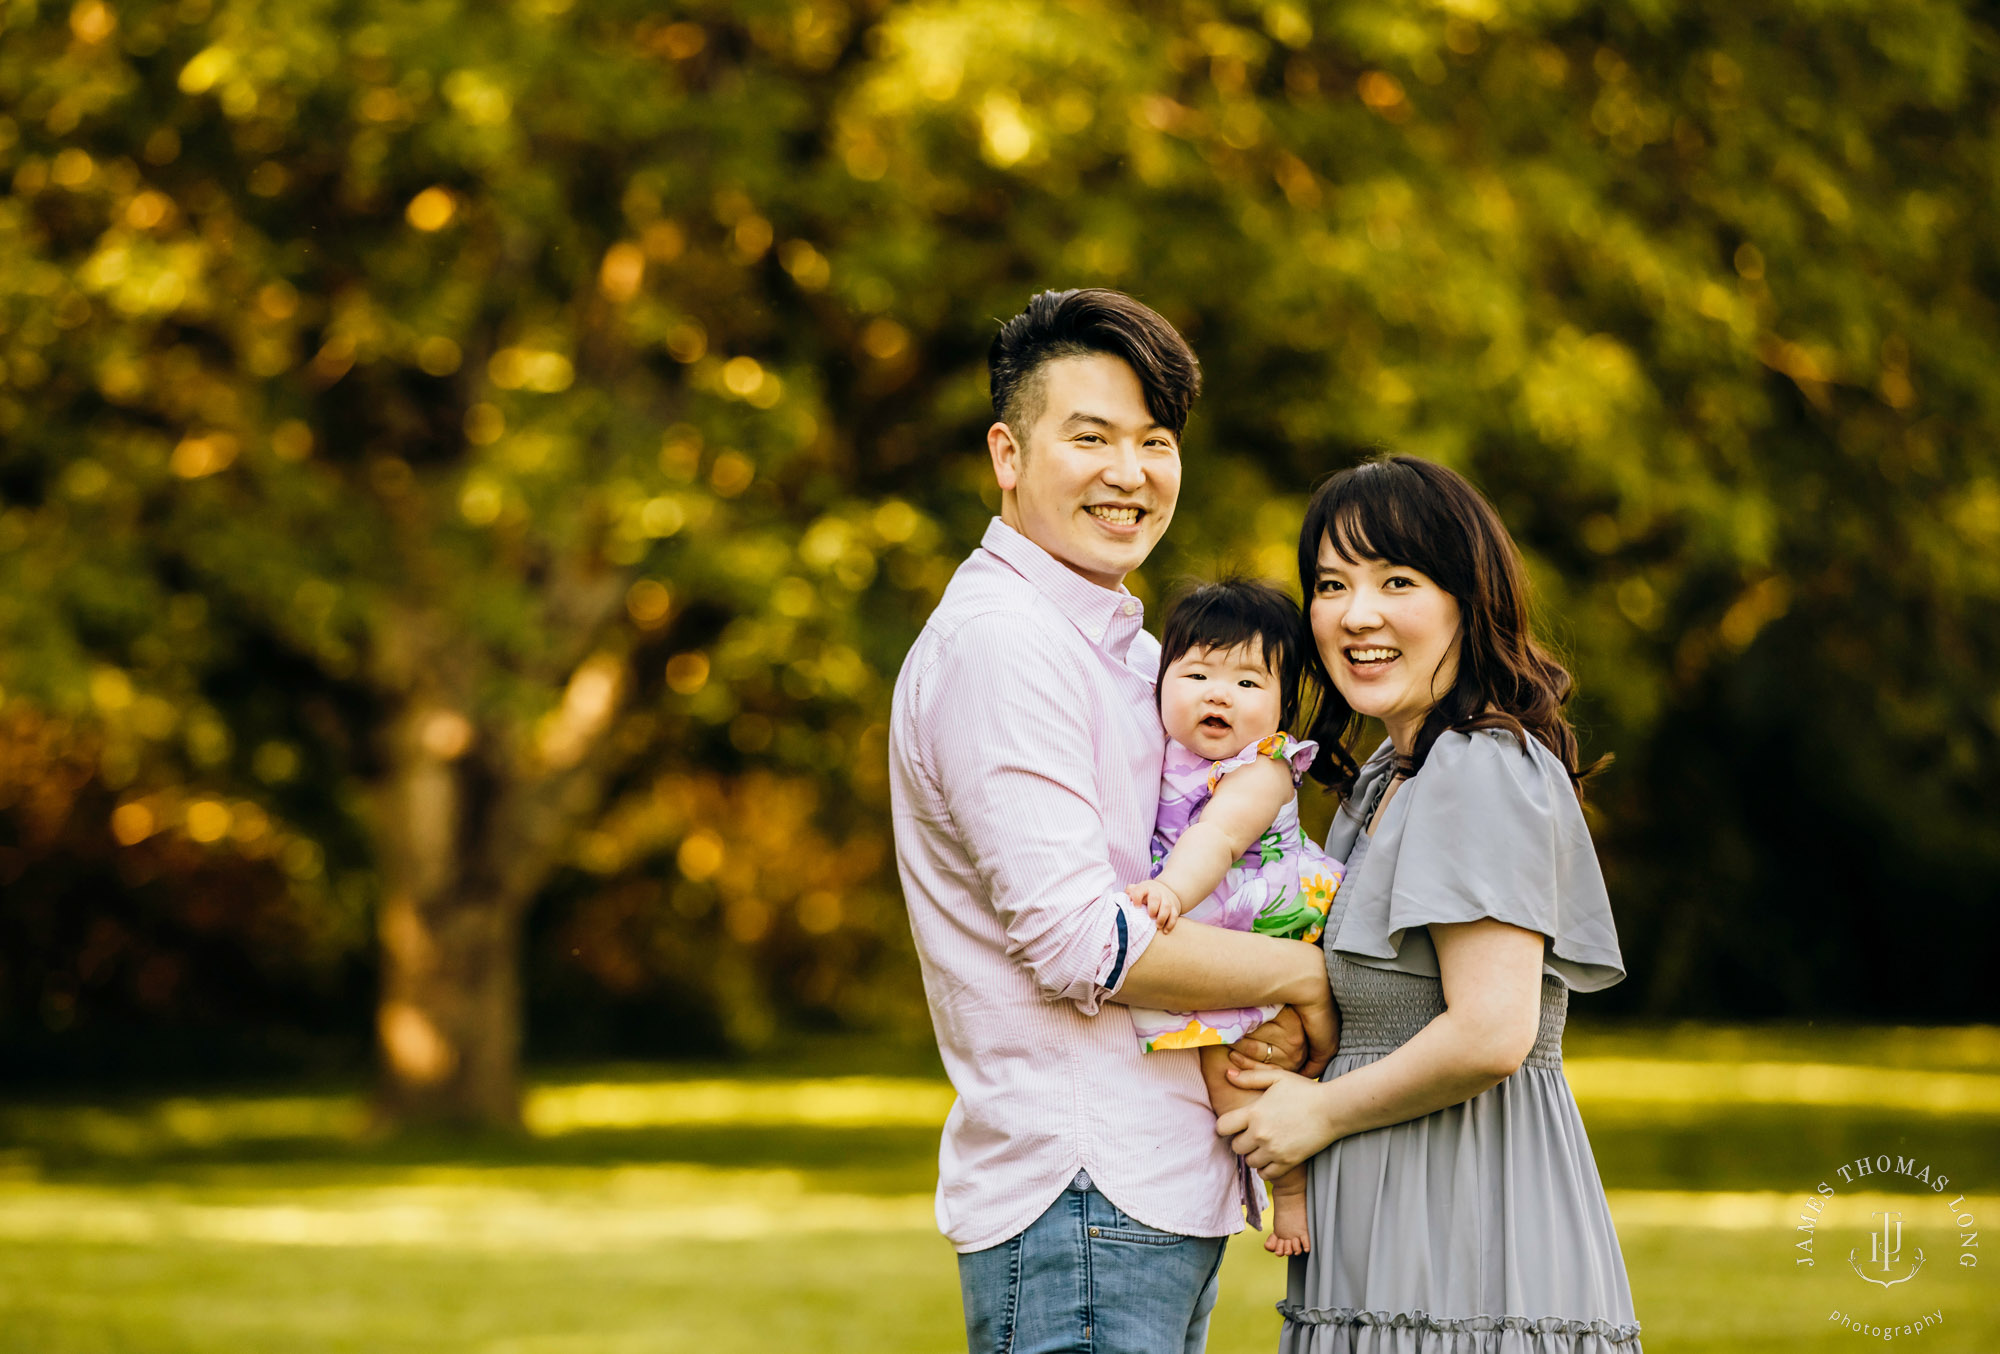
[1221,455,1641,1352]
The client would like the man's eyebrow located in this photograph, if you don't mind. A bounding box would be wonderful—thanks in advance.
[1055,411,1176,436]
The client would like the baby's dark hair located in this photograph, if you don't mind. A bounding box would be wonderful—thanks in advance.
[1156,579,1306,732]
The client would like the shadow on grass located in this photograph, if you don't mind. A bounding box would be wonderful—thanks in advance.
[1586,1108,2000,1192]
[0,1116,945,1195]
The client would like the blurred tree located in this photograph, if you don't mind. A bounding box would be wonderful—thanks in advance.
[1,0,1995,1123]
[0,0,923,1125]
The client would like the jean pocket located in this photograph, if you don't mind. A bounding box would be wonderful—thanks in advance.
[1087,1217,1186,1247]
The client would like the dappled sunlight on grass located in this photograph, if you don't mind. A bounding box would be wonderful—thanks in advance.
[5,1024,1995,1164]
[2,1028,1996,1351]
[525,1076,957,1133]
[0,1095,370,1160]
[1563,1023,2000,1071]
[0,1166,938,1249]
[1606,1189,1992,1229]
[1568,1058,2000,1115]
[0,1164,1987,1247]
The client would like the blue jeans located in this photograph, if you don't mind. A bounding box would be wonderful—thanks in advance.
[957,1173,1227,1354]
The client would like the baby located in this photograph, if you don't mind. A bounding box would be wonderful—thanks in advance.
[1126,580,1344,1255]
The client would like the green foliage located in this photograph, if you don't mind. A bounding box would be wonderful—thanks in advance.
[0,0,1995,1056]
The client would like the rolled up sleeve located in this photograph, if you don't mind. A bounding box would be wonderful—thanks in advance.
[925,612,1159,1013]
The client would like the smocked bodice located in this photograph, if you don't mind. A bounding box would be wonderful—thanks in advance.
[1327,828,1568,1070]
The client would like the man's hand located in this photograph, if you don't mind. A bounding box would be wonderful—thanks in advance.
[1230,1006,1306,1073]
[1295,988,1338,1079]
[1215,1065,1336,1178]
[1123,879,1184,932]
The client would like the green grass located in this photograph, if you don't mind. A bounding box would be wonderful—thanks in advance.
[0,1024,1995,1353]
[1,1213,1993,1353]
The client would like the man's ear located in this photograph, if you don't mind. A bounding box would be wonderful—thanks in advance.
[986,421,1023,492]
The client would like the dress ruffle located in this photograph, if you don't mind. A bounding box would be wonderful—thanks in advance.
[1277,1303,1641,1352]
[1206,731,1320,794]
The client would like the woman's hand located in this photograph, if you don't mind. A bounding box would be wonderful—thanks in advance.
[1213,919,1544,1158]
[1214,1065,1337,1177]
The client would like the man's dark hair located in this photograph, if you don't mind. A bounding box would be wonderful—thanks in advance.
[988,288,1202,439]
[1156,579,1306,733]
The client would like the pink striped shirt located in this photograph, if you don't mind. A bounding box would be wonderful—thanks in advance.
[889,518,1242,1252]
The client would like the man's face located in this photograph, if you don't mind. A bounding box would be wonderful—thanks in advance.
[987,353,1182,590]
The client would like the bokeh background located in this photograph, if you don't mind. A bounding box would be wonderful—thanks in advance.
[0,0,1994,1350]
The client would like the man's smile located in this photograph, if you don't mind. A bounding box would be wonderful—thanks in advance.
[1084,503,1144,528]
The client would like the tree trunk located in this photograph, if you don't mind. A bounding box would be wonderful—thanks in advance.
[366,579,631,1131]
[372,703,526,1130]
[375,886,525,1130]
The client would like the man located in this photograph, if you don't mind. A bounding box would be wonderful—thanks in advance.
[889,288,1335,1354]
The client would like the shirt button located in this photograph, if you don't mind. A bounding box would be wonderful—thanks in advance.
[1121,600,1137,616]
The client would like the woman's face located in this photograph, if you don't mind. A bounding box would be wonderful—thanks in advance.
[1309,532,1461,753]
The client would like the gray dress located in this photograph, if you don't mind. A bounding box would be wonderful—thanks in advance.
[1281,729,1641,1353]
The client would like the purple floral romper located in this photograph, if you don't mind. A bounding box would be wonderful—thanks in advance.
[1130,732,1345,1053]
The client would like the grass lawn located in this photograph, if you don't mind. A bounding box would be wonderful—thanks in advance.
[0,1023,1994,1353]
[1,1221,1993,1353]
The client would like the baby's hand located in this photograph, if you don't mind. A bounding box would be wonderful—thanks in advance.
[1124,879,1184,931]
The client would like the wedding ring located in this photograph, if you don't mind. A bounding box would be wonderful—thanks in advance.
[1261,1041,1272,1063]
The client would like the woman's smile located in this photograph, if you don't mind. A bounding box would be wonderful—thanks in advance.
[1342,645,1402,670]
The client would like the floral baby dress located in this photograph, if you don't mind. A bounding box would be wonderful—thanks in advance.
[1130,732,1344,1053]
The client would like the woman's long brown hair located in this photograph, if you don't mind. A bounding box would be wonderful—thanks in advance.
[1295,454,1606,798]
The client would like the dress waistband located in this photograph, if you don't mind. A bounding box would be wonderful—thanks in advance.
[1329,958,1570,1069]
[1333,1043,1565,1071]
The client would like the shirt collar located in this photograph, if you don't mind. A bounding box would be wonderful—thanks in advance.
[979,517,1148,657]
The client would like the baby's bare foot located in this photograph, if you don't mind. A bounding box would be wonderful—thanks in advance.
[1265,1173,1310,1255]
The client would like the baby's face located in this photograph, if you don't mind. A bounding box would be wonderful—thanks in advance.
[1159,640,1285,761]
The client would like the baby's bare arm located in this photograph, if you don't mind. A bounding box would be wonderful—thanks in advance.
[1152,756,1292,908]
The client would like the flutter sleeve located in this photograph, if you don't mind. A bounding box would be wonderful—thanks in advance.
[1204,732,1320,796]
[1327,728,1625,992]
